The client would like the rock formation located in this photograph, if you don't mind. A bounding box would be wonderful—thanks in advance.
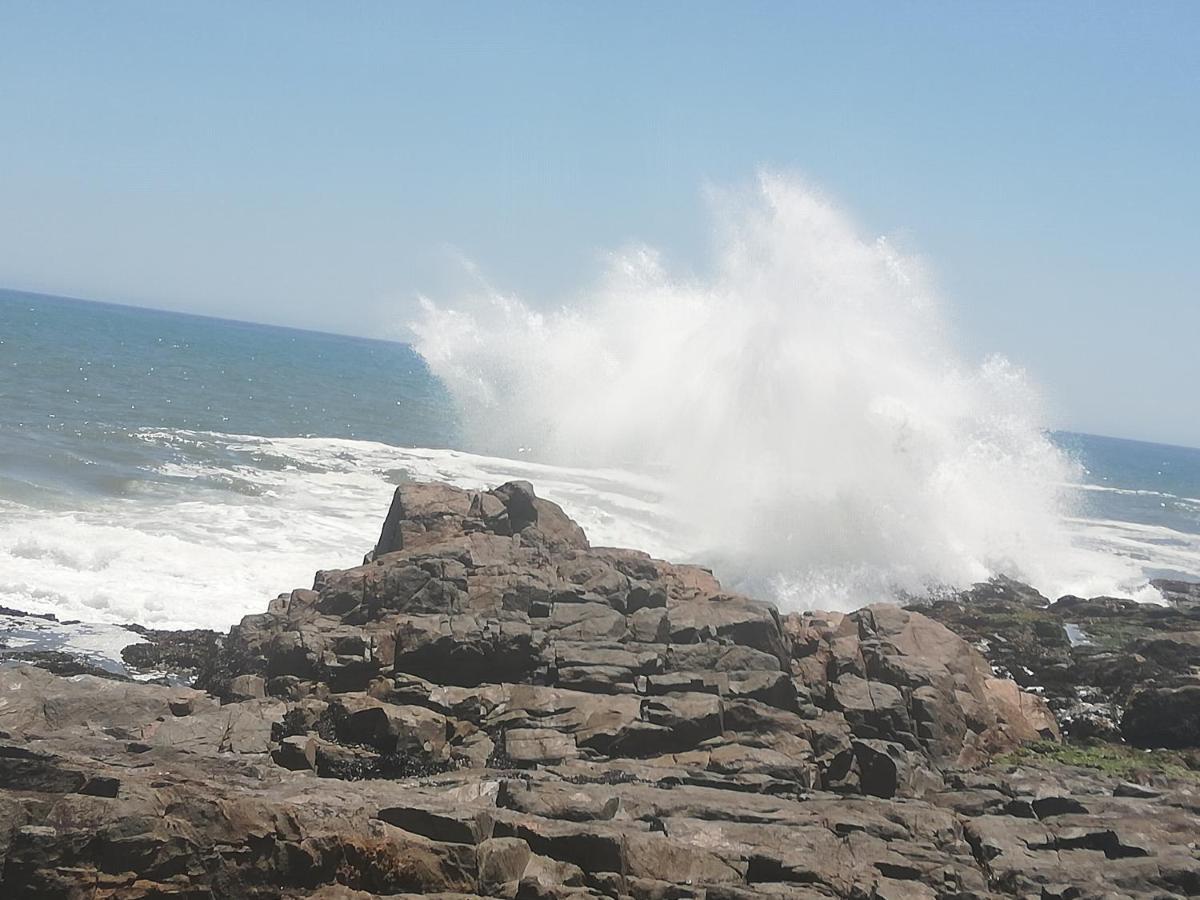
[916,575,1200,746]
[0,481,1197,898]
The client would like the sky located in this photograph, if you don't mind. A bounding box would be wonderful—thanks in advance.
[1,2,1197,446]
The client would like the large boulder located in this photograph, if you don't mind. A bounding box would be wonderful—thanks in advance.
[783,602,1060,769]
[372,479,588,558]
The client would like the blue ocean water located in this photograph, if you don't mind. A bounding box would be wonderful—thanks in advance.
[0,289,456,506]
[1053,431,1200,538]
[1,288,1198,631]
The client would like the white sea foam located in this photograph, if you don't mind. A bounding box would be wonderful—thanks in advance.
[0,431,687,630]
[0,181,1194,632]
[0,429,1194,631]
[413,174,1164,609]
[0,613,146,676]
[1067,482,1200,506]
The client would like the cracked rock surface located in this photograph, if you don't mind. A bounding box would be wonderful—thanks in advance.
[0,480,1197,898]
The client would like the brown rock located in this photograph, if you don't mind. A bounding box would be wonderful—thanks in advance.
[1,479,1172,900]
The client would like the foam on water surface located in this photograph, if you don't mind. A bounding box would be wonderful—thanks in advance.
[2,181,1198,631]
[0,613,146,677]
[0,430,685,630]
[0,427,1193,631]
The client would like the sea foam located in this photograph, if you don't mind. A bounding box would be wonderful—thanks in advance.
[0,429,1182,632]
[0,179,1178,634]
[412,175,1152,608]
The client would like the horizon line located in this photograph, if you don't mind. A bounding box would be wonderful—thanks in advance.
[5,284,1198,455]
[0,284,410,349]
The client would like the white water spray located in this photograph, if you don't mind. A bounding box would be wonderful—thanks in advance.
[413,175,1090,609]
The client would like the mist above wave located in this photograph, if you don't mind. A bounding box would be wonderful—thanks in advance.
[412,175,1097,609]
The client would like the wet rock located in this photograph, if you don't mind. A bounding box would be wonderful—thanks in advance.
[0,649,131,681]
[1121,683,1200,748]
[913,575,1200,748]
[1152,578,1200,608]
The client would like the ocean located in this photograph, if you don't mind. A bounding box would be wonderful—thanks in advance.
[2,288,1199,639]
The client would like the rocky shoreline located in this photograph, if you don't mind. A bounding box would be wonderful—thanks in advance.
[1,481,1198,898]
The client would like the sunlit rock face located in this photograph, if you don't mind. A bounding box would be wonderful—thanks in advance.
[1,481,1197,899]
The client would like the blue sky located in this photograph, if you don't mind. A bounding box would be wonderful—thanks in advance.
[1,2,1197,446]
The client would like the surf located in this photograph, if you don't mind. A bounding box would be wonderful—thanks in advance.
[412,174,1155,608]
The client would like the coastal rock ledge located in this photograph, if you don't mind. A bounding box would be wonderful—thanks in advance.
[1,481,1198,898]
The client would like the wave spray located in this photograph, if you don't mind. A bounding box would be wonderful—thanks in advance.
[413,175,1083,609]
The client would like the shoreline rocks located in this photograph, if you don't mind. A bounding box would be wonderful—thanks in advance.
[1,480,1198,897]
[914,575,1200,747]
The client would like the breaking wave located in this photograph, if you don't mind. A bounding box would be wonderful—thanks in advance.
[413,174,1121,608]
